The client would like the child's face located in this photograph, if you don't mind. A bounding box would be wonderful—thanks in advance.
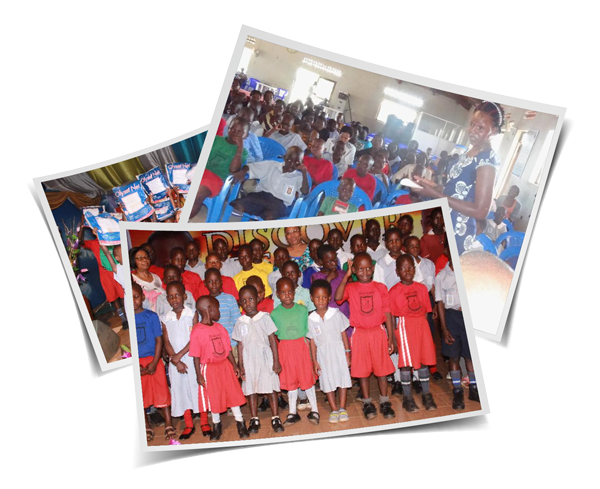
[280,114,294,135]
[333,141,346,160]
[274,248,290,269]
[246,279,265,302]
[339,131,351,144]
[204,271,223,297]
[385,231,403,255]
[185,242,199,261]
[238,248,253,270]
[134,249,151,271]
[314,119,325,131]
[321,250,338,272]
[251,92,262,103]
[357,156,372,177]
[228,120,248,142]
[309,240,322,262]
[352,255,374,283]
[239,288,259,315]
[396,257,415,284]
[166,284,186,311]
[250,241,264,263]
[365,221,381,243]
[213,239,229,262]
[132,287,144,312]
[327,230,343,251]
[163,268,181,285]
[431,211,445,232]
[399,217,414,237]
[338,180,354,202]
[351,236,367,255]
[273,101,285,116]
[276,280,296,307]
[310,286,331,311]
[171,251,186,272]
[113,245,122,265]
[205,253,222,270]
[327,119,337,132]
[281,263,300,286]
[264,91,274,104]
[372,135,384,148]
[310,139,324,157]
[282,151,301,173]
[405,238,420,258]
[493,208,506,225]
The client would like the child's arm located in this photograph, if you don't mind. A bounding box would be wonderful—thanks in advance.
[297,164,309,195]
[193,357,205,386]
[384,312,396,354]
[341,331,351,368]
[437,301,454,345]
[161,322,187,373]
[228,135,246,176]
[334,260,353,303]
[268,333,281,374]
[146,335,163,375]
[99,242,118,271]
[237,341,245,380]
[171,342,191,374]
[430,287,438,320]
[227,350,241,378]
[309,338,320,377]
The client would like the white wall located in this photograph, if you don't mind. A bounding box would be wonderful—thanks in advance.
[245,39,471,132]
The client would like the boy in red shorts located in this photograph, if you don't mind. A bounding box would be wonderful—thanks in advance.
[132,282,177,443]
[190,296,249,441]
[334,252,396,419]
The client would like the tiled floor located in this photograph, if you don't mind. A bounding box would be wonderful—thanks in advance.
[146,329,481,447]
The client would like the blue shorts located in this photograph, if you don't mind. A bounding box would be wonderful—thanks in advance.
[441,309,471,360]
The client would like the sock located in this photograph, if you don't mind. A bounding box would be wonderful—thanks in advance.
[200,412,209,426]
[450,370,462,391]
[231,406,243,422]
[305,386,319,413]
[379,395,389,404]
[288,389,299,414]
[212,412,221,424]
[412,368,419,381]
[361,398,372,405]
[418,367,430,394]
[298,388,307,400]
[468,371,477,387]
[390,353,400,381]
[183,409,193,428]
[400,370,412,397]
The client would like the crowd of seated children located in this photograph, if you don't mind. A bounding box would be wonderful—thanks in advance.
[136,216,479,443]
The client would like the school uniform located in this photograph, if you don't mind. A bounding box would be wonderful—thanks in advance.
[252,260,274,275]
[234,267,272,297]
[435,264,470,360]
[366,242,388,262]
[413,256,436,292]
[311,269,350,318]
[135,309,170,409]
[377,252,402,289]
[271,304,314,391]
[420,231,446,263]
[189,322,246,414]
[268,131,307,152]
[307,309,352,393]
[161,307,199,417]
[273,284,315,312]
[338,281,395,378]
[342,168,376,201]
[185,260,206,280]
[389,282,436,370]
[221,257,242,279]
[151,288,196,318]
[231,312,280,396]
[214,292,241,348]
[181,270,204,301]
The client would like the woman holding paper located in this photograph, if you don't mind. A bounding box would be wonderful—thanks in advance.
[413,101,504,254]
[130,247,164,311]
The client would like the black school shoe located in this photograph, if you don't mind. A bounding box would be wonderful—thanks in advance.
[248,418,261,434]
[380,402,396,419]
[209,422,222,441]
[257,396,269,412]
[452,388,465,410]
[468,385,480,403]
[283,413,301,426]
[278,395,289,410]
[237,420,249,439]
[421,393,437,411]
[307,411,320,425]
[402,396,420,413]
[362,402,377,420]
[271,417,285,432]
[391,381,403,396]
[431,371,444,381]
[412,379,423,394]
[178,426,195,440]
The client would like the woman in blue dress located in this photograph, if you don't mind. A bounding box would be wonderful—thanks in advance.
[413,101,504,254]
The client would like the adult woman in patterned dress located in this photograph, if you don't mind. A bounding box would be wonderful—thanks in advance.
[282,226,313,273]
[413,101,504,254]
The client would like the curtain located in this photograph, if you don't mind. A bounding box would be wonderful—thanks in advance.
[43,173,105,198]
[45,190,102,210]
[171,132,206,163]
[87,157,146,190]
[138,147,178,172]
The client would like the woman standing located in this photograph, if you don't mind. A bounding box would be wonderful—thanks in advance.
[282,226,313,273]
[413,101,504,254]
[130,247,164,311]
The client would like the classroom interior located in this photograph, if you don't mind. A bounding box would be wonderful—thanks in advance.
[226,35,559,232]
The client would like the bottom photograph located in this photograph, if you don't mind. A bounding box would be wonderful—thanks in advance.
[121,199,488,450]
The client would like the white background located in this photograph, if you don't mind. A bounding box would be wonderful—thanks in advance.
[4,1,598,486]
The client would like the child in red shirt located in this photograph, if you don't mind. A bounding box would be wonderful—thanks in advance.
[334,252,396,420]
[190,296,249,441]
[304,138,334,188]
[389,255,438,412]
[170,247,204,299]
[343,155,377,202]
[246,275,274,313]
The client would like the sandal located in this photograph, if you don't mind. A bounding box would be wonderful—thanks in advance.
[146,428,155,443]
[164,426,177,441]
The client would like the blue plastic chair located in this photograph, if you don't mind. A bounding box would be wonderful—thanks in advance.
[331,165,339,181]
[372,177,388,205]
[499,246,521,269]
[495,231,525,250]
[258,137,286,161]
[474,234,498,255]
[380,187,410,208]
[300,180,372,218]
[205,176,236,222]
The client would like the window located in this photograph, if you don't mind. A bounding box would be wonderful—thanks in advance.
[529,130,554,185]
[377,99,418,124]
[289,67,336,105]
[237,47,253,74]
